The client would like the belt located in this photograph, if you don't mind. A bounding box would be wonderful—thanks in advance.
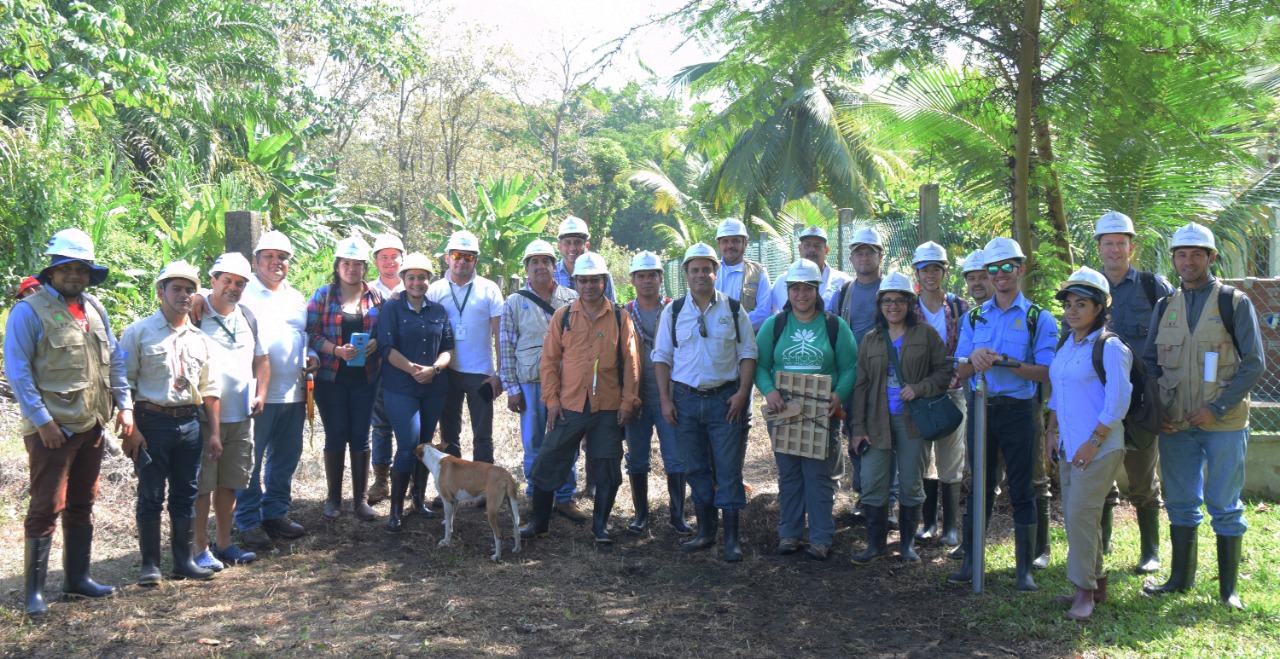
[674,381,737,397]
[986,395,1029,407]
[135,401,199,418]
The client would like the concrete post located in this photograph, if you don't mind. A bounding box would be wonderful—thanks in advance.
[838,208,854,271]
[224,211,262,261]
[919,184,940,245]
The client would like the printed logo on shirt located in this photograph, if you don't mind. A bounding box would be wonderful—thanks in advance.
[781,328,823,370]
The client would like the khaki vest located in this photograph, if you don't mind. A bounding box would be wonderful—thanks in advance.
[508,286,577,384]
[19,289,114,435]
[739,260,765,312]
[1153,281,1248,431]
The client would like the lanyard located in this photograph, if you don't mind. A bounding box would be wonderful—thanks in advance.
[206,303,239,343]
[450,281,473,314]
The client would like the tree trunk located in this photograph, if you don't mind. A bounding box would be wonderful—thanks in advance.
[1033,115,1073,270]
[1012,0,1041,261]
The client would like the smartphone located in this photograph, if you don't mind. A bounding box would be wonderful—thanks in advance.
[348,332,369,367]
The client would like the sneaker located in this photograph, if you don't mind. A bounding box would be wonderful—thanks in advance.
[239,526,275,550]
[195,549,225,572]
[805,544,830,561]
[778,537,803,555]
[213,544,257,566]
[262,516,306,539]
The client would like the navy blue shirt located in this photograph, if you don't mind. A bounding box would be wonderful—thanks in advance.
[1106,267,1174,352]
[377,295,455,396]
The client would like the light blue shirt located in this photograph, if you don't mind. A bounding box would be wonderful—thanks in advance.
[956,292,1057,399]
[716,259,774,330]
[1048,329,1131,460]
[554,259,616,303]
[768,265,852,315]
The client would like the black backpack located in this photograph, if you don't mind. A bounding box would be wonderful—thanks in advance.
[1056,330,1162,440]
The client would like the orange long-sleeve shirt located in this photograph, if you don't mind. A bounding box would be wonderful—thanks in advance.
[540,298,640,414]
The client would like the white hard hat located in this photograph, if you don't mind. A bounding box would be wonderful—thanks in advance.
[629,250,663,274]
[960,250,986,274]
[156,260,202,288]
[399,252,434,277]
[445,230,480,253]
[878,271,916,297]
[982,237,1025,265]
[522,239,557,264]
[798,225,828,242]
[1169,222,1216,255]
[335,235,372,261]
[254,230,293,255]
[681,243,719,268]
[558,216,590,239]
[850,227,883,251]
[209,252,253,280]
[371,233,405,256]
[572,252,609,277]
[1056,266,1111,306]
[715,219,749,239]
[44,228,95,261]
[784,259,822,287]
[1093,211,1135,239]
[911,241,948,268]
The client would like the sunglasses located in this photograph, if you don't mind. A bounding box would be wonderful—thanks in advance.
[696,313,709,338]
[450,251,477,263]
[986,263,1017,275]
[879,297,910,308]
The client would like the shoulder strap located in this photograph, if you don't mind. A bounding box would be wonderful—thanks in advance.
[825,312,839,353]
[515,289,557,317]
[615,307,624,387]
[1218,285,1240,356]
[836,280,852,316]
[1091,330,1114,386]
[670,297,686,348]
[728,296,741,343]
[238,303,259,340]
[772,309,789,343]
[560,306,571,333]
[81,292,111,332]
[947,293,960,321]
[1139,271,1158,307]
[1025,303,1043,363]
[968,307,982,330]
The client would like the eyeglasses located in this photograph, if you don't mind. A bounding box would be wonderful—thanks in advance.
[986,263,1017,275]
[696,313,709,338]
[879,297,910,308]
[450,251,477,263]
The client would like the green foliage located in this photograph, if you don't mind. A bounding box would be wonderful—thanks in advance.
[424,174,558,283]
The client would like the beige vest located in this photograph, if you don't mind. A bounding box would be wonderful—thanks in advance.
[507,286,577,384]
[739,260,765,312]
[1153,281,1248,431]
[19,289,114,435]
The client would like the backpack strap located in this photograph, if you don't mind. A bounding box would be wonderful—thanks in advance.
[946,293,960,321]
[1091,330,1115,386]
[669,297,686,348]
[1139,271,1158,308]
[772,309,789,343]
[615,307,624,387]
[728,296,741,343]
[238,303,259,341]
[1025,303,1043,364]
[81,292,111,334]
[824,312,839,353]
[968,307,983,330]
[1218,284,1240,356]
[515,289,557,317]
[836,280,851,317]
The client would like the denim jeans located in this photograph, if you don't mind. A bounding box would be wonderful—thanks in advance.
[370,381,394,467]
[1159,426,1248,536]
[625,396,684,475]
[672,383,745,510]
[236,402,305,529]
[774,423,837,545]
[967,398,1036,525]
[383,388,446,473]
[135,413,202,521]
[518,383,576,502]
[313,379,376,452]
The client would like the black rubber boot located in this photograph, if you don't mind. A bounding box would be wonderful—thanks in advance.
[592,461,619,544]
[24,536,51,617]
[627,473,649,533]
[411,461,436,518]
[666,473,694,535]
[899,505,921,563]
[1100,502,1115,555]
[1135,507,1162,574]
[939,481,961,547]
[322,450,345,519]
[385,470,411,533]
[1216,534,1244,610]
[1014,523,1039,591]
[947,514,976,583]
[850,505,889,565]
[350,450,377,521]
[62,526,116,599]
[138,518,163,586]
[1032,496,1051,570]
[722,509,743,562]
[519,488,555,539]
[169,516,215,580]
[681,503,718,553]
[1144,525,1198,595]
[917,479,939,541]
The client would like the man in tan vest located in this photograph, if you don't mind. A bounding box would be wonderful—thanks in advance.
[4,228,134,617]
[1141,222,1263,610]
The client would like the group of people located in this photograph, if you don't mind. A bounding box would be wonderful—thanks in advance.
[8,211,1261,623]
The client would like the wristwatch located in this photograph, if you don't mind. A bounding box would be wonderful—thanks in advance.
[1089,435,1103,447]
[431,364,441,376]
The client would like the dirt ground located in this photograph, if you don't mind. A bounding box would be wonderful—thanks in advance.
[0,397,1070,657]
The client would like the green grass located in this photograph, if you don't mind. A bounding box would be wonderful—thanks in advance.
[963,502,1280,658]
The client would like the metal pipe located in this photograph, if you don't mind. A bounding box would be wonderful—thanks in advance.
[972,371,987,594]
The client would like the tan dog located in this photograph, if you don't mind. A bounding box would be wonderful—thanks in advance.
[414,441,521,561]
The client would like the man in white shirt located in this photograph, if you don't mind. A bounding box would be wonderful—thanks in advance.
[366,234,406,505]
[768,226,852,312]
[714,219,773,330]
[653,243,758,562]
[427,230,505,465]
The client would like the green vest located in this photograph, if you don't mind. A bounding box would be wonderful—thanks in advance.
[19,289,114,435]
[1153,281,1249,431]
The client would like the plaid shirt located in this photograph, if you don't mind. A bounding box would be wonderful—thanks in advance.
[306,283,383,383]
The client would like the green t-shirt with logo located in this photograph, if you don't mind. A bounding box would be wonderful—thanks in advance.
[754,312,858,400]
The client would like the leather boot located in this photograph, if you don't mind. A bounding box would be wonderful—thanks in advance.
[350,450,377,521]
[1135,508,1161,574]
[947,514,976,583]
[627,472,649,533]
[322,450,345,519]
[368,465,391,505]
[666,473,693,535]
[850,505,889,565]
[24,536,51,617]
[592,461,618,544]
[385,470,411,533]
[681,503,718,553]
[1014,523,1038,591]
[899,505,921,563]
[62,526,117,599]
[1100,502,1115,555]
[1144,525,1197,595]
[519,488,555,539]
[138,517,163,586]
[1217,534,1244,610]
[1064,586,1096,622]
[722,509,743,562]
[939,481,961,547]
[170,516,215,580]
[411,461,436,518]
[1032,496,1051,569]
[917,479,939,541]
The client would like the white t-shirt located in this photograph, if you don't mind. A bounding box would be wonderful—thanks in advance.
[370,277,404,299]
[240,275,311,404]
[920,300,948,344]
[198,302,267,422]
[427,274,504,375]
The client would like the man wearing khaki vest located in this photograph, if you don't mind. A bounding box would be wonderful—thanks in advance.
[1142,222,1263,610]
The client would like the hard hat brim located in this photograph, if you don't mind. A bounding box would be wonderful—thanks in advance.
[1055,284,1108,305]
[41,256,109,287]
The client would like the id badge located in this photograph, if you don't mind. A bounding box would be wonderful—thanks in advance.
[455,322,467,342]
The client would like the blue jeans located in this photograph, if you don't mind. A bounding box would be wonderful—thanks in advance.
[625,396,684,475]
[518,383,576,502]
[383,388,446,473]
[135,413,202,521]
[673,383,745,510]
[313,379,376,452]
[370,382,393,467]
[1159,426,1248,536]
[967,398,1036,525]
[236,402,305,529]
[775,424,837,545]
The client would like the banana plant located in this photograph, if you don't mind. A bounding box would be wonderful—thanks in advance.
[423,174,558,282]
